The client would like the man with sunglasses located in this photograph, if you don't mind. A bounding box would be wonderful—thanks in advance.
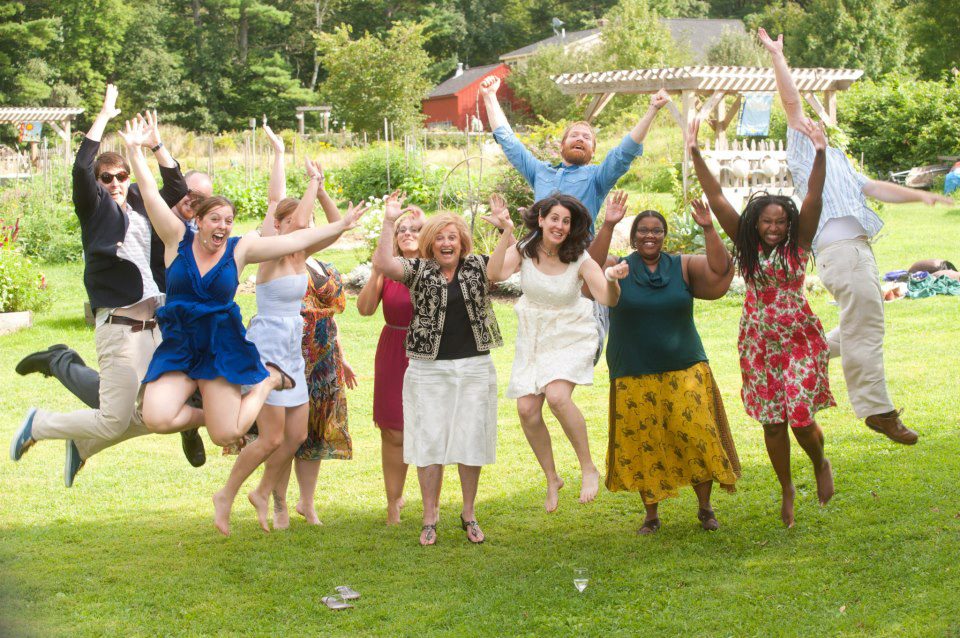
[11,84,206,485]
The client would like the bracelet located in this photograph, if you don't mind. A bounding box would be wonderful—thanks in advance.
[604,268,617,282]
[151,142,163,152]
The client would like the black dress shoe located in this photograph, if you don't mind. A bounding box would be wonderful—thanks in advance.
[180,428,206,467]
[15,344,74,376]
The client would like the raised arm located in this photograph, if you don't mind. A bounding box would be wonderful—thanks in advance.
[581,258,628,306]
[140,110,187,206]
[758,28,805,130]
[356,265,385,316]
[372,191,409,282]
[686,117,740,240]
[73,85,121,216]
[85,83,121,143]
[482,194,519,283]
[685,199,734,300]
[479,75,509,131]
[795,118,827,249]
[862,180,954,206]
[311,159,342,223]
[629,89,670,145]
[259,125,286,238]
[118,117,185,248]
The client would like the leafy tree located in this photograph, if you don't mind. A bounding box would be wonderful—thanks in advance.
[706,27,764,66]
[316,21,432,135]
[0,2,58,104]
[506,44,590,123]
[908,0,960,79]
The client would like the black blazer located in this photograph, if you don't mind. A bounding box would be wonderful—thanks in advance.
[73,137,187,310]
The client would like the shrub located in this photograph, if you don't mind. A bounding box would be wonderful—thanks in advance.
[214,170,268,221]
[0,248,51,312]
[339,148,410,204]
[1,179,83,263]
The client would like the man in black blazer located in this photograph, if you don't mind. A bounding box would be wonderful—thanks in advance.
[10,85,206,485]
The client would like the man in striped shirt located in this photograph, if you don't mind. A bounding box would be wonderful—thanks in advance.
[759,28,953,445]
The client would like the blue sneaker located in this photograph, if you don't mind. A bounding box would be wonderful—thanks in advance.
[65,440,85,488]
[10,408,37,461]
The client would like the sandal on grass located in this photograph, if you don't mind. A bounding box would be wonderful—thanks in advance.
[335,586,360,601]
[265,362,296,391]
[697,508,720,531]
[321,595,353,611]
[460,515,485,544]
[637,518,661,535]
[419,524,437,547]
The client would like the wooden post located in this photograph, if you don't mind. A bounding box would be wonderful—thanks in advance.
[680,90,695,196]
[825,90,837,125]
[716,98,727,150]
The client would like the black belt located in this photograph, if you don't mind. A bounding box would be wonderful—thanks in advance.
[106,315,157,332]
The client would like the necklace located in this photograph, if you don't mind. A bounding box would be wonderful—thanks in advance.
[540,245,557,258]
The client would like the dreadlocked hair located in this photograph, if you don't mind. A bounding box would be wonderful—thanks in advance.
[733,192,802,285]
[516,193,592,263]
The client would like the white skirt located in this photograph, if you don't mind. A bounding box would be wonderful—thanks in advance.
[402,355,498,467]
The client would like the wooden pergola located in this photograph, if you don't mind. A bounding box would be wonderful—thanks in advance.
[295,105,332,135]
[553,66,863,192]
[0,106,84,164]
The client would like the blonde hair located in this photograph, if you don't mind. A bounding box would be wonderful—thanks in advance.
[418,213,472,259]
[392,211,422,256]
[561,120,597,150]
[273,198,300,224]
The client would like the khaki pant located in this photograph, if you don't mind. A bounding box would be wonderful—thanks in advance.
[815,239,895,418]
[32,321,161,459]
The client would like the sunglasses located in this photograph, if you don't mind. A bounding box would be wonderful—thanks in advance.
[99,171,130,184]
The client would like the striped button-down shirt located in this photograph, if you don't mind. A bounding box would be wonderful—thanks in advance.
[787,126,883,245]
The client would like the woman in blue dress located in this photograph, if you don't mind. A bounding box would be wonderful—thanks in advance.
[119,115,367,534]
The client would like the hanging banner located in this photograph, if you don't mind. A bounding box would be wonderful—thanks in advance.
[17,121,43,143]
[737,95,773,137]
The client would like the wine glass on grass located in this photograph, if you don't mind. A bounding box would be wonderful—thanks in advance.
[573,567,589,593]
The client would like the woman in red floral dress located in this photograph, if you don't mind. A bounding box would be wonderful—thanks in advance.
[688,116,835,528]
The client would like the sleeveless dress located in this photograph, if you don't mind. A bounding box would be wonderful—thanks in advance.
[738,246,835,428]
[506,251,597,398]
[373,278,413,431]
[143,226,267,386]
[297,261,352,461]
[244,273,309,407]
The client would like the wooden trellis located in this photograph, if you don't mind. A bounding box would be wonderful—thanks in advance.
[0,106,84,165]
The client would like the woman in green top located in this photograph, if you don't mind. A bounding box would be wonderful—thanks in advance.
[589,193,740,534]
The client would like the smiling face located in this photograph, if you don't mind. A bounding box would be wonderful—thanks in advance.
[432,223,462,269]
[197,204,234,252]
[633,215,666,259]
[395,217,422,258]
[560,123,596,166]
[99,166,130,206]
[538,204,572,250]
[756,203,789,249]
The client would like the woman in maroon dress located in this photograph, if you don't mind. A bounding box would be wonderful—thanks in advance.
[357,204,425,525]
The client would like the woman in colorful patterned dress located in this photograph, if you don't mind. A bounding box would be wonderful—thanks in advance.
[357,206,425,525]
[688,115,834,528]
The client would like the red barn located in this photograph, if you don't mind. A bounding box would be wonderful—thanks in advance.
[421,63,525,131]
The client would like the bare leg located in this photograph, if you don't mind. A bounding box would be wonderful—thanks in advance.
[417,464,443,545]
[763,422,795,527]
[516,394,564,513]
[792,421,834,506]
[142,373,203,434]
[693,480,719,530]
[211,405,284,536]
[638,502,660,535]
[251,403,308,530]
[458,464,484,543]
[543,380,599,504]
[272,459,293,530]
[294,458,322,525]
[380,427,408,525]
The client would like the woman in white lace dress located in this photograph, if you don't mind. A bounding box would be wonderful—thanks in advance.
[486,193,628,512]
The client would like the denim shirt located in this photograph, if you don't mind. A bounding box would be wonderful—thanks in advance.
[492,124,643,224]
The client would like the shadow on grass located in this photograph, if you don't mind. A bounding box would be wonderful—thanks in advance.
[34,315,91,332]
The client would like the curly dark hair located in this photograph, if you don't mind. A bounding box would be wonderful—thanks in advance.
[516,193,592,263]
[734,192,801,284]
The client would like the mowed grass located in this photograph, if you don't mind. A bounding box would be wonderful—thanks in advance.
[1,202,958,637]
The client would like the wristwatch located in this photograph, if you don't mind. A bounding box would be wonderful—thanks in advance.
[151,142,163,152]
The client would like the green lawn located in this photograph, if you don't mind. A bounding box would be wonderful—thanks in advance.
[1,203,958,637]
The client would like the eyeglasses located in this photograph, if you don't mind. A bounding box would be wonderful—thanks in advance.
[397,226,422,236]
[636,228,665,237]
[99,171,130,184]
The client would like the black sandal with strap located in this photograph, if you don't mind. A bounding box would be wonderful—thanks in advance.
[637,518,661,535]
[265,362,297,391]
[419,524,437,547]
[698,508,720,531]
[460,515,485,544]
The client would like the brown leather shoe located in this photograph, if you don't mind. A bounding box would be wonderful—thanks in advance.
[865,409,918,445]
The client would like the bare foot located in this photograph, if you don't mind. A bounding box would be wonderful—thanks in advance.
[781,485,796,528]
[296,500,323,526]
[815,459,834,506]
[247,490,270,533]
[386,499,403,526]
[578,468,600,504]
[272,496,290,530]
[399,496,406,510]
[212,490,233,536]
[545,476,565,513]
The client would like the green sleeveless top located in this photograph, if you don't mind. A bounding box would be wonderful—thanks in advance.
[606,251,708,379]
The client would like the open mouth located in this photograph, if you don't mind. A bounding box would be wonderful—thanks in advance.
[439,247,455,257]
[210,231,226,246]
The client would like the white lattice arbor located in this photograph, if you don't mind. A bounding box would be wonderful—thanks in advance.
[553,66,863,195]
[0,106,85,165]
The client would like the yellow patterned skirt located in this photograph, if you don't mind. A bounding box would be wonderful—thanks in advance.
[606,362,741,505]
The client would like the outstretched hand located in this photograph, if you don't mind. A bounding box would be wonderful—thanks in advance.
[401,204,427,225]
[100,84,121,119]
[604,261,630,281]
[117,116,150,148]
[481,193,514,230]
[264,124,285,154]
[650,88,670,111]
[603,190,629,227]
[921,191,955,206]
[342,361,358,390]
[757,28,783,56]
[798,116,828,152]
[305,157,324,187]
[479,76,501,97]
[685,116,702,152]
[139,110,163,149]
[341,201,371,230]
[383,190,407,222]
[690,198,714,228]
